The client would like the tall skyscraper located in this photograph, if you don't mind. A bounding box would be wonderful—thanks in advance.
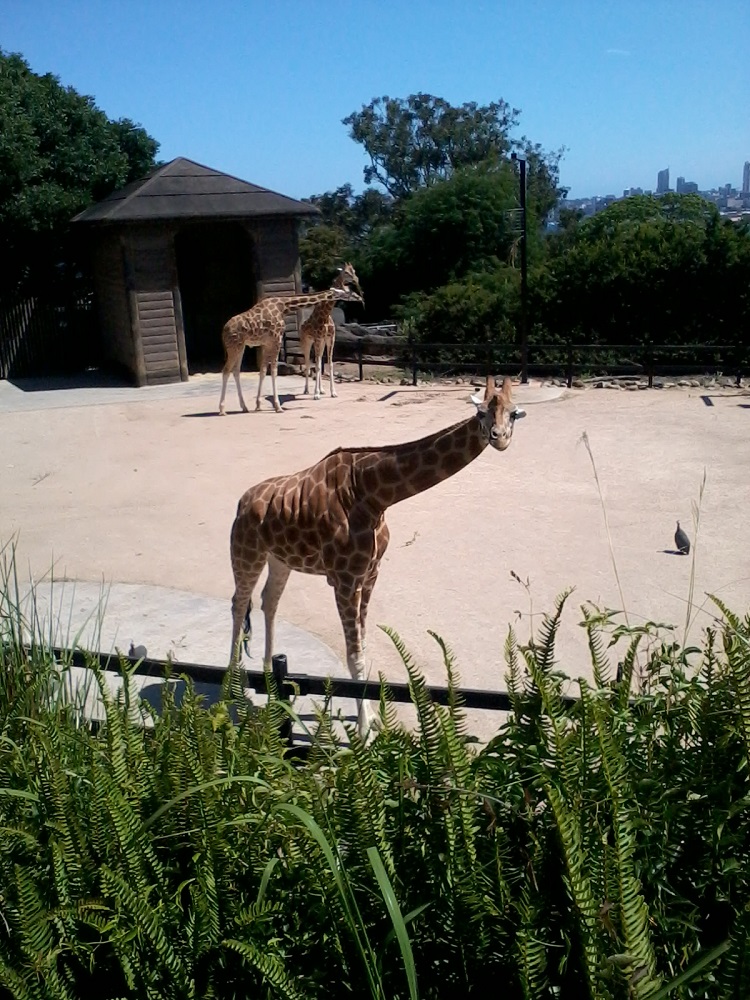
[743,161,750,195]
[657,167,670,193]
[676,176,686,193]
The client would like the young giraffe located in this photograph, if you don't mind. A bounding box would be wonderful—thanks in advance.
[218,286,363,415]
[229,376,525,739]
[300,262,362,400]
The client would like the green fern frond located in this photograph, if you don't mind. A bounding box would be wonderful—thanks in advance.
[590,690,660,998]
[712,596,750,760]
[534,588,574,677]
[515,880,550,1000]
[222,938,308,1000]
[428,630,468,737]
[505,624,525,716]
[580,602,614,688]
[543,783,603,998]
[614,634,641,708]
[15,864,55,958]
[101,866,185,983]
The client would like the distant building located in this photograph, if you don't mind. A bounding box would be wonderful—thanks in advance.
[676,178,698,194]
[657,167,670,193]
[743,161,750,195]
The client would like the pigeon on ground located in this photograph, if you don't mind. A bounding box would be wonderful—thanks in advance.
[674,521,691,555]
[128,642,148,660]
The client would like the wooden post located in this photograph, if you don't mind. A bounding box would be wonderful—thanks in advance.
[271,653,293,746]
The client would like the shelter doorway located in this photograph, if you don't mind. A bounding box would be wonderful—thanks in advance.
[175,223,257,372]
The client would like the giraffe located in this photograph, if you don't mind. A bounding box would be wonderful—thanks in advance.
[300,262,362,400]
[228,376,525,739]
[218,286,363,415]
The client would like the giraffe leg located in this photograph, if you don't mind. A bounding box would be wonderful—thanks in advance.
[233,353,249,413]
[260,555,292,665]
[359,524,389,659]
[230,558,266,664]
[302,337,312,395]
[219,345,239,415]
[327,334,337,398]
[313,345,323,400]
[334,583,373,740]
[229,523,268,663]
[255,346,267,411]
[268,355,282,413]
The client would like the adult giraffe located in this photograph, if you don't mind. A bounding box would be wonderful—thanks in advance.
[228,376,526,738]
[218,285,362,414]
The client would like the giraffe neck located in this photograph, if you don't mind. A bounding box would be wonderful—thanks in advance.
[351,412,488,509]
[279,290,339,313]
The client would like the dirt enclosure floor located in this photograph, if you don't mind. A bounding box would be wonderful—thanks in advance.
[1,370,749,734]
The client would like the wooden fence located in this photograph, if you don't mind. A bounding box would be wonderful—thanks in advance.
[0,286,97,380]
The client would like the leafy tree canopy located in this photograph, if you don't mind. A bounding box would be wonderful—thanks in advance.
[538,193,750,345]
[0,50,159,287]
[342,93,521,199]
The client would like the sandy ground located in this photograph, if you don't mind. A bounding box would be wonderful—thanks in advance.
[1,369,749,734]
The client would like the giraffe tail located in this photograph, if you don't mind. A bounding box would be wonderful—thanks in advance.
[242,604,252,656]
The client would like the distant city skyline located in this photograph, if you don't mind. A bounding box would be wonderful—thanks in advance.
[571,159,750,200]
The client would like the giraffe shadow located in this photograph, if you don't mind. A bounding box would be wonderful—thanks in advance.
[181,394,300,417]
[660,549,689,556]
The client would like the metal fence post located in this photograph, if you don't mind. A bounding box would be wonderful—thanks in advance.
[411,339,418,386]
[358,340,364,381]
[271,653,293,746]
[566,341,574,388]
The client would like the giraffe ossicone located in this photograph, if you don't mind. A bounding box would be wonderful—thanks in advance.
[218,285,363,415]
[228,375,524,741]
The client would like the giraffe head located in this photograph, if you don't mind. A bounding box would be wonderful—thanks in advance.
[471,376,525,451]
[335,261,364,303]
[330,285,364,306]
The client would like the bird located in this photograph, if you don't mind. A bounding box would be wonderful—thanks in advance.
[674,521,691,555]
[128,642,148,660]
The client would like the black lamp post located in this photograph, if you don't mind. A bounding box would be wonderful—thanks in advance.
[510,151,529,384]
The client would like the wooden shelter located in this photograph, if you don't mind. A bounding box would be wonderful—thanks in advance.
[72,158,319,386]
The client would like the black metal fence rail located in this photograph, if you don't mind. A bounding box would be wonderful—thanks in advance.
[51,646,583,746]
[336,336,748,388]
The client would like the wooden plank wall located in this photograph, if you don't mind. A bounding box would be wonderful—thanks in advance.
[129,233,183,385]
[94,234,133,373]
[134,290,181,384]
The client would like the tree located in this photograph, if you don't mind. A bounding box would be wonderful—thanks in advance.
[355,162,547,322]
[0,50,159,290]
[342,93,520,199]
[536,193,750,351]
[299,183,393,291]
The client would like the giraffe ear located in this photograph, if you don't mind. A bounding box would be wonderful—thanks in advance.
[469,392,486,409]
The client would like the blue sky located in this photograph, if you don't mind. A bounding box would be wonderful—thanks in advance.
[2,0,748,200]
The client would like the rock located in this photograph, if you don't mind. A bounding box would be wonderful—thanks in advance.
[572,378,585,388]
